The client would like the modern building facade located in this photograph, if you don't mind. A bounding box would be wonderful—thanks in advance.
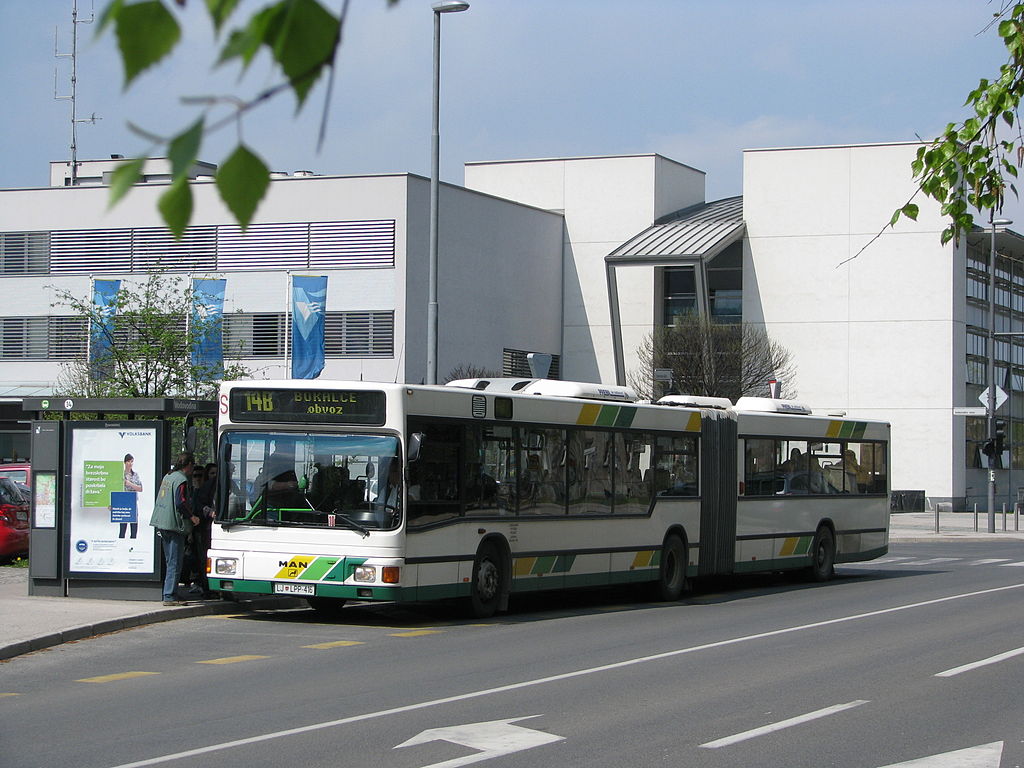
[2,142,1020,510]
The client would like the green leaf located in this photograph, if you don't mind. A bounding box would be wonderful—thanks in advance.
[204,0,240,34]
[107,157,146,207]
[268,0,339,108]
[158,178,193,239]
[217,3,282,68]
[901,203,919,221]
[96,0,125,36]
[114,1,181,87]
[166,118,204,177]
[215,145,270,229]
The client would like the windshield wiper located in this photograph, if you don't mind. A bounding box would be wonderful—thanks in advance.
[318,509,370,538]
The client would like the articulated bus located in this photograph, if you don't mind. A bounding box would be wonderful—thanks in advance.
[207,379,889,617]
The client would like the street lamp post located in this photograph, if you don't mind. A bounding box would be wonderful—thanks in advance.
[987,214,1013,532]
[426,0,469,386]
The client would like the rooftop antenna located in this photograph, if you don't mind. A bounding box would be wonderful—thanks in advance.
[54,0,99,186]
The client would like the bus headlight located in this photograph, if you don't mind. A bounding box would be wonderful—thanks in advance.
[353,565,376,582]
[215,558,238,576]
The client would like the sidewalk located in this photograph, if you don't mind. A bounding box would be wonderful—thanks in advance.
[0,567,301,661]
[2,511,1023,661]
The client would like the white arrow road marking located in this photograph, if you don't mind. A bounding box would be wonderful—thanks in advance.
[394,715,563,768]
[935,645,1024,677]
[877,741,1003,767]
[101,582,1024,768]
[700,700,869,748]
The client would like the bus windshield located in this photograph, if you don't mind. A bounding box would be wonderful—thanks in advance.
[218,431,401,533]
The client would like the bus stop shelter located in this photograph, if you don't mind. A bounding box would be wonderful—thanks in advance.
[20,396,217,600]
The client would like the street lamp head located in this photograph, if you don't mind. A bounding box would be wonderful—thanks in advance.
[994,218,1014,228]
[432,0,469,12]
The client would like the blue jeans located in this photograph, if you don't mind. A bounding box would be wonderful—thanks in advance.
[159,530,186,601]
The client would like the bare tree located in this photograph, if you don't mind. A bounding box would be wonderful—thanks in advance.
[630,316,797,402]
[444,364,502,384]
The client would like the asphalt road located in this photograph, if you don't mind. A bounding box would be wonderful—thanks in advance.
[5,540,1024,768]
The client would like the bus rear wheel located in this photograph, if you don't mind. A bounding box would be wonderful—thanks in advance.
[655,534,689,601]
[469,542,505,618]
[807,525,835,582]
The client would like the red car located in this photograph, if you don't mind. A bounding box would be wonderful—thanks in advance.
[0,476,29,559]
[0,463,31,486]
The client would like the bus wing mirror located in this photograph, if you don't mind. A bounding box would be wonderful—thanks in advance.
[408,432,424,462]
[365,462,375,480]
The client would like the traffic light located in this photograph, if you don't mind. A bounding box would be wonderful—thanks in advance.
[995,419,1007,454]
[982,439,997,458]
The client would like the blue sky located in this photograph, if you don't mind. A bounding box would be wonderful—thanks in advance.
[0,0,1016,218]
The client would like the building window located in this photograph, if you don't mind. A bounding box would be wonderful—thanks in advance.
[663,266,697,325]
[0,232,49,275]
[502,348,561,379]
[223,311,395,359]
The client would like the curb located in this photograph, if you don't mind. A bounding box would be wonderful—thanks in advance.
[0,595,303,662]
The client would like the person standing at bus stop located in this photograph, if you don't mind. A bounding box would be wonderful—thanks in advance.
[149,452,200,606]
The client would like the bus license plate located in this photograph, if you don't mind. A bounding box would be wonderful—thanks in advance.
[274,582,314,596]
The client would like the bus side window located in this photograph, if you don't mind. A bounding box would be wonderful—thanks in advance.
[407,420,461,528]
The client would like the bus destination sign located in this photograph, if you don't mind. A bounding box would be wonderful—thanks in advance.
[229,388,386,425]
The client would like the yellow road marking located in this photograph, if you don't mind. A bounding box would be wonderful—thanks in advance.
[303,640,364,649]
[0,692,21,697]
[77,671,160,683]
[197,655,269,665]
[201,614,247,619]
[389,629,443,637]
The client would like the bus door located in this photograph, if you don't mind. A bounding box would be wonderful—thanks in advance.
[698,410,738,576]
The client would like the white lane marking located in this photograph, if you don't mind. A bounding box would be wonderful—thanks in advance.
[394,715,564,767]
[903,558,961,566]
[699,700,869,749]
[103,581,1024,768]
[998,561,1024,567]
[968,559,1011,565]
[935,645,1024,677]
[877,741,1003,767]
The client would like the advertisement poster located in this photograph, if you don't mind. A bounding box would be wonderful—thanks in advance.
[68,424,159,575]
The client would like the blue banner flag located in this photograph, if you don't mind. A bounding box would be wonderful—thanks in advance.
[90,279,120,378]
[291,275,327,379]
[191,278,227,374]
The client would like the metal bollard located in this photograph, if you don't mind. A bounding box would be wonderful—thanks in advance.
[975,503,979,532]
[1016,503,1020,532]
[934,502,939,533]
[1003,503,1008,532]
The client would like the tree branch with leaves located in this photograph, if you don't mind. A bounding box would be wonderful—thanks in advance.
[97,0,393,238]
[892,2,1024,245]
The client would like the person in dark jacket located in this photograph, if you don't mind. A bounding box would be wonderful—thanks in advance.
[149,453,200,606]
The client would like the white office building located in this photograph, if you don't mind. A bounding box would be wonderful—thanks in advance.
[2,142,1020,510]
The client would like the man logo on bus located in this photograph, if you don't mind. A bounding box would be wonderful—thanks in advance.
[279,559,310,570]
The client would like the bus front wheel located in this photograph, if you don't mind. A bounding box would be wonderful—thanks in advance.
[470,542,505,618]
[655,534,689,601]
[808,525,835,582]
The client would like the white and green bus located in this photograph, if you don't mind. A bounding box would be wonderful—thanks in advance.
[207,379,889,617]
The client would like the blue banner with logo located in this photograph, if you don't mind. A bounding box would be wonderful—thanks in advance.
[291,275,327,379]
[90,279,120,378]
[191,278,226,374]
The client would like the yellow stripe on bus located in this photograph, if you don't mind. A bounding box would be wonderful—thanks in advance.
[778,537,798,557]
[631,550,656,569]
[514,557,537,577]
[577,403,601,425]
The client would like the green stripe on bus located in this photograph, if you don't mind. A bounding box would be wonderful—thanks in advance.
[532,555,558,574]
[553,554,577,572]
[595,406,620,426]
[613,407,636,427]
[302,556,341,581]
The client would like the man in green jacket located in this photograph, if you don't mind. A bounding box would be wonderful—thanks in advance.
[150,452,200,606]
